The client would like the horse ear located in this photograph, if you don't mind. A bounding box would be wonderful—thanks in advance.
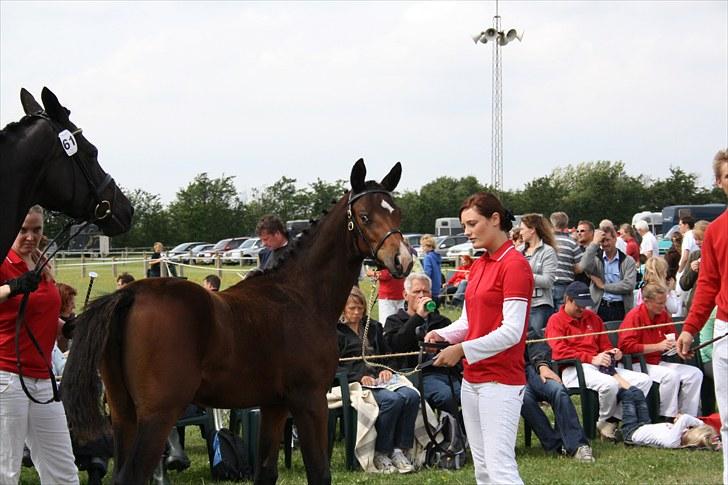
[20,88,43,115]
[41,87,70,122]
[380,162,402,191]
[350,158,367,193]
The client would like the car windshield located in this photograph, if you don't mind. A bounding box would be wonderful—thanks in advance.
[240,238,258,249]
[228,239,247,249]
[191,244,211,252]
[171,243,193,252]
[213,239,231,250]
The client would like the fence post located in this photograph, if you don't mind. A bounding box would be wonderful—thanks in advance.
[144,255,149,278]
[81,254,86,278]
[112,257,118,278]
[161,258,168,277]
[179,262,185,278]
[216,254,222,278]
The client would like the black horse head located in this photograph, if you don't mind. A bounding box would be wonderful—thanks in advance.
[18,87,134,237]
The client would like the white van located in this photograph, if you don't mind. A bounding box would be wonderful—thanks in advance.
[631,211,663,235]
[435,217,463,236]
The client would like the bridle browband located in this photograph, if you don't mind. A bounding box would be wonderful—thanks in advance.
[346,188,403,265]
[30,111,116,224]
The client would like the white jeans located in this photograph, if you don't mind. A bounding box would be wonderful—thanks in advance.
[0,371,78,485]
[711,319,728,485]
[461,379,524,485]
[562,363,652,423]
[377,299,404,324]
[632,361,703,417]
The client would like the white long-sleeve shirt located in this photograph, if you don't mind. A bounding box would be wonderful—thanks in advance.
[631,415,705,448]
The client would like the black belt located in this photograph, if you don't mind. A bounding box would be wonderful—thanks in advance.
[600,299,624,308]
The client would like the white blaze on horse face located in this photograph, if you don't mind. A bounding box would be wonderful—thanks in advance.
[381,200,395,214]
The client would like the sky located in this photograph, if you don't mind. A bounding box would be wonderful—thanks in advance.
[1,1,727,203]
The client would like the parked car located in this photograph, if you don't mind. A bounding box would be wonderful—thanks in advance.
[434,234,469,257]
[446,241,484,259]
[189,243,214,264]
[658,225,679,255]
[167,242,209,263]
[403,233,423,253]
[200,237,248,264]
[240,237,266,262]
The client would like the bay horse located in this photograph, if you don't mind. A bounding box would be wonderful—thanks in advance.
[62,159,413,485]
[0,87,134,259]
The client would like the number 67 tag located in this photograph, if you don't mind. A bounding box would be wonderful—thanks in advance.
[58,129,78,156]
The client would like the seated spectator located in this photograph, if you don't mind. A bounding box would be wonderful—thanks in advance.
[619,283,703,418]
[518,214,558,339]
[636,257,681,316]
[116,272,135,289]
[618,388,717,449]
[443,255,473,307]
[619,224,640,264]
[521,337,594,462]
[337,286,418,474]
[545,281,652,440]
[203,274,221,292]
[383,273,462,416]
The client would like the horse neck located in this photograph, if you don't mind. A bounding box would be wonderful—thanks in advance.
[281,198,364,320]
[0,119,54,259]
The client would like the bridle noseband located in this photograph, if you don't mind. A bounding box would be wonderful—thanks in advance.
[347,189,403,265]
[30,111,116,224]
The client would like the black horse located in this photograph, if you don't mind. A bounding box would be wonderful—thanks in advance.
[0,87,134,259]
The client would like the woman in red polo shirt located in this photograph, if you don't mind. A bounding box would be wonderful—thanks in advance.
[426,192,532,485]
[0,206,78,484]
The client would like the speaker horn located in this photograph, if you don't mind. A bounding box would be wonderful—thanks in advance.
[471,32,486,44]
[484,28,498,41]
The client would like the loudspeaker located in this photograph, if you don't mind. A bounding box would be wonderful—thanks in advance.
[471,32,486,44]
[484,28,498,41]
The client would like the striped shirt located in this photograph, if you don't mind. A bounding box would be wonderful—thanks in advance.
[553,232,579,285]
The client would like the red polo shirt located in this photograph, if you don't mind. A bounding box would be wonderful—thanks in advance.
[0,250,61,378]
[546,307,611,364]
[377,268,405,300]
[685,209,728,334]
[462,241,533,385]
[618,304,676,365]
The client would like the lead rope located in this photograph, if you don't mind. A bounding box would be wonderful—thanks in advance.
[360,273,421,378]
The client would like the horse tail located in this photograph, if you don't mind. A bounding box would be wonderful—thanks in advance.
[62,288,135,442]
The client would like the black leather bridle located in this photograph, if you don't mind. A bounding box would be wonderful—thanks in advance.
[346,189,403,266]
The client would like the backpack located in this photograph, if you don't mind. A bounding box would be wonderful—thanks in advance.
[423,411,468,470]
[210,428,252,481]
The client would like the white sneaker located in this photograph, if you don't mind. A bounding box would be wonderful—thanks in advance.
[390,449,414,474]
[373,452,396,474]
[573,445,595,463]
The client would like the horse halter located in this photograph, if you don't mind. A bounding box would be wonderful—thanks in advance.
[347,189,403,265]
[31,111,115,223]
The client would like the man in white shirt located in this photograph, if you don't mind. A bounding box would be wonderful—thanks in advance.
[677,215,697,273]
[636,220,659,258]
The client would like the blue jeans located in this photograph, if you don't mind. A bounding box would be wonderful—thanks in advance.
[521,365,589,455]
[528,305,554,340]
[422,372,461,415]
[619,386,651,442]
[452,281,467,307]
[371,386,420,453]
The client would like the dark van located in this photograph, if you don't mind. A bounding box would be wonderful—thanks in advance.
[661,203,726,236]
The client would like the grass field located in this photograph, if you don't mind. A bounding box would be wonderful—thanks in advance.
[19,260,722,484]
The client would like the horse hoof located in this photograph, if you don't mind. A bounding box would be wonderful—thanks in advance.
[165,455,191,471]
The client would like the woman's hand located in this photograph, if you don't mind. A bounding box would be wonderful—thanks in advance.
[433,343,464,367]
[361,376,376,386]
[378,370,393,383]
[424,330,446,344]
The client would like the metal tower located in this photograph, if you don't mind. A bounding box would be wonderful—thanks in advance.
[472,1,522,191]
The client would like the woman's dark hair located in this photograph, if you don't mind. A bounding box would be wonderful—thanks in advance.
[459,192,513,232]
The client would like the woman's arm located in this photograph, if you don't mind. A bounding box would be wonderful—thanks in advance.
[460,299,527,364]
[533,246,558,289]
[429,302,469,344]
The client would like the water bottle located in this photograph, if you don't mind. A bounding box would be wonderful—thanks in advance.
[425,300,437,312]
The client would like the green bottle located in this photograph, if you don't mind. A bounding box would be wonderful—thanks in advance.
[425,300,437,312]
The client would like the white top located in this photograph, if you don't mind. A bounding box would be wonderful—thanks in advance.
[436,299,528,365]
[631,415,704,448]
[682,230,698,254]
[640,231,659,256]
[616,237,627,253]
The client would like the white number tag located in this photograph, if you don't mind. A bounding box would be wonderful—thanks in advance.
[58,129,78,156]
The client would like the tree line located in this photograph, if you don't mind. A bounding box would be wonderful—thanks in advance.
[44,161,725,249]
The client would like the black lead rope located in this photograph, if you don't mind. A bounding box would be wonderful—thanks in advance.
[13,220,91,403]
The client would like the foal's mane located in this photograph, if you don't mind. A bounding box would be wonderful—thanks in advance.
[237,180,386,284]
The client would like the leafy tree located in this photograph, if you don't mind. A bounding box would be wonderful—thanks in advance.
[111,188,172,248]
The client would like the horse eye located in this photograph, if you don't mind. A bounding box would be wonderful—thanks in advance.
[360,214,371,225]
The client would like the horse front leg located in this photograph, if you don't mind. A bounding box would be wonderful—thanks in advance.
[289,392,331,485]
[254,405,289,485]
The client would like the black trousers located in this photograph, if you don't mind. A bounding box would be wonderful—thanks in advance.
[597,300,625,322]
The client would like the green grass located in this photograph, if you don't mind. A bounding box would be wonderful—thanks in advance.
[33,261,722,484]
